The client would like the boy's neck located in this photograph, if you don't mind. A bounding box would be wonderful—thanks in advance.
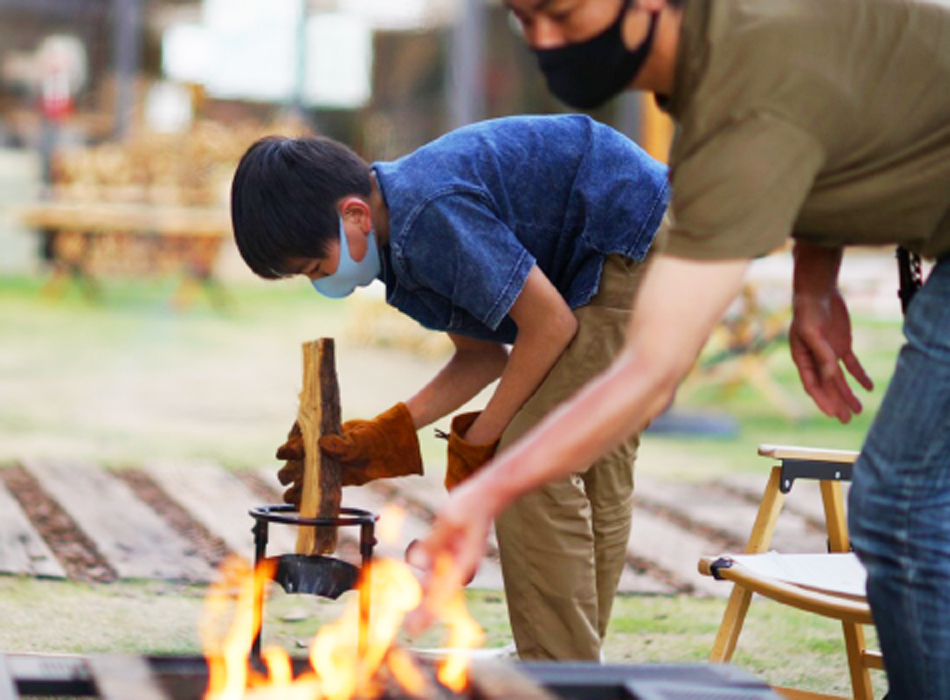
[369,173,390,246]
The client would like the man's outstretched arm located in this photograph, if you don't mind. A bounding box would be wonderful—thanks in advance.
[408,252,751,614]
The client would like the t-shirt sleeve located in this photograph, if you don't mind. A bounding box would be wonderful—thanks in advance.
[399,191,535,331]
[665,113,825,260]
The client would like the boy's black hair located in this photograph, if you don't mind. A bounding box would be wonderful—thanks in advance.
[230,135,372,279]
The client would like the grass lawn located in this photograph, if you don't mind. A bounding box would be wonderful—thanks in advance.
[0,272,901,695]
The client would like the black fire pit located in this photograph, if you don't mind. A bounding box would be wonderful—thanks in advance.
[2,652,782,700]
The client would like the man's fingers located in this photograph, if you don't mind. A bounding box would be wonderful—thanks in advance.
[793,343,837,416]
[844,352,874,392]
[796,349,854,421]
[406,552,467,637]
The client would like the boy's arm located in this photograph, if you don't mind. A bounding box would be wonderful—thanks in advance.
[403,334,509,429]
[404,264,577,441]
[463,264,578,444]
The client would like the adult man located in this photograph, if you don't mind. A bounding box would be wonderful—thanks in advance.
[414,1,950,696]
[230,114,669,660]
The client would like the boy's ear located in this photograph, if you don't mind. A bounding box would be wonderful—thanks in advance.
[339,196,372,232]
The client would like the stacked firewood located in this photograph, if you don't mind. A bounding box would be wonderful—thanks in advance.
[49,118,312,207]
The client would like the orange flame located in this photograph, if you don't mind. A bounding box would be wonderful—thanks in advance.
[201,556,276,700]
[430,556,485,692]
[376,504,406,546]
[202,510,485,699]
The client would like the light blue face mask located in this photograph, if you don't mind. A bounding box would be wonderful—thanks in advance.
[311,217,381,299]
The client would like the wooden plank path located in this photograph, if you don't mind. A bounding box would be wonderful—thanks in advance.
[628,505,729,598]
[21,458,215,582]
[717,473,851,539]
[144,459,297,561]
[0,458,837,599]
[637,475,827,554]
[0,479,65,579]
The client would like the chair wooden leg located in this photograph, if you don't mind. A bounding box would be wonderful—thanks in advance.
[842,622,874,700]
[710,585,754,662]
[712,466,787,663]
[745,467,787,553]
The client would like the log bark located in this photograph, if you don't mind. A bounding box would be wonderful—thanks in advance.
[295,339,343,555]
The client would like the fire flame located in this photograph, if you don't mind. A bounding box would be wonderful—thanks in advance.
[202,508,484,699]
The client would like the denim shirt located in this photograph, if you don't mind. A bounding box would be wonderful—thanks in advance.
[373,115,669,344]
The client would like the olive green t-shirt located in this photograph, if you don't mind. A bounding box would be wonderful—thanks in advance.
[663,0,950,261]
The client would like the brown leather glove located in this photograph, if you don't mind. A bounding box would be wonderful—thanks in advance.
[276,403,424,507]
[444,411,500,491]
[319,402,424,486]
[275,422,306,507]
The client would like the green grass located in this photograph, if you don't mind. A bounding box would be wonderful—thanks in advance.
[605,594,886,696]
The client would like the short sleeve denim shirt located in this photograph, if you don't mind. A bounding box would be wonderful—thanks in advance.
[373,115,669,344]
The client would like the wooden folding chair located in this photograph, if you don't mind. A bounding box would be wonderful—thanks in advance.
[698,445,884,700]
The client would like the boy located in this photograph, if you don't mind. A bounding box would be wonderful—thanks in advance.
[230,114,669,660]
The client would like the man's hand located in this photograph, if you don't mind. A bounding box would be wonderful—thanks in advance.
[789,288,873,422]
[275,403,424,508]
[405,475,497,635]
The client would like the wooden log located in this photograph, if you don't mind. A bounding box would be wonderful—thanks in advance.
[296,339,343,555]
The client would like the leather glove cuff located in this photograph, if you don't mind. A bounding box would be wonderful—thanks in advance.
[445,411,500,491]
[373,402,424,479]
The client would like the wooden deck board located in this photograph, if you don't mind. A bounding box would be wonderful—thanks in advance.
[628,506,731,598]
[637,475,827,553]
[717,474,847,547]
[22,459,214,581]
[142,459,296,562]
[0,478,66,579]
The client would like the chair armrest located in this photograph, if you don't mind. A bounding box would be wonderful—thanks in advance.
[758,444,859,464]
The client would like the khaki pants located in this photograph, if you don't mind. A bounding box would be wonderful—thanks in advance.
[495,253,650,661]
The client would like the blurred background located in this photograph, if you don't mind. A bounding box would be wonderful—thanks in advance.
[0,0,672,264]
[0,0,693,470]
[0,0,904,473]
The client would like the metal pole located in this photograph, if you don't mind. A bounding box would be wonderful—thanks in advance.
[447,0,486,129]
[250,518,269,659]
[112,0,142,140]
[290,0,308,118]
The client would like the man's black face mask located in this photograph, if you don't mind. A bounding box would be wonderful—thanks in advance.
[533,0,659,110]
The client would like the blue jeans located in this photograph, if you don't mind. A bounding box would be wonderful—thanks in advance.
[849,256,950,700]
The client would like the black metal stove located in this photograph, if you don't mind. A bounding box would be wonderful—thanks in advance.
[248,504,378,656]
[1,652,782,700]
